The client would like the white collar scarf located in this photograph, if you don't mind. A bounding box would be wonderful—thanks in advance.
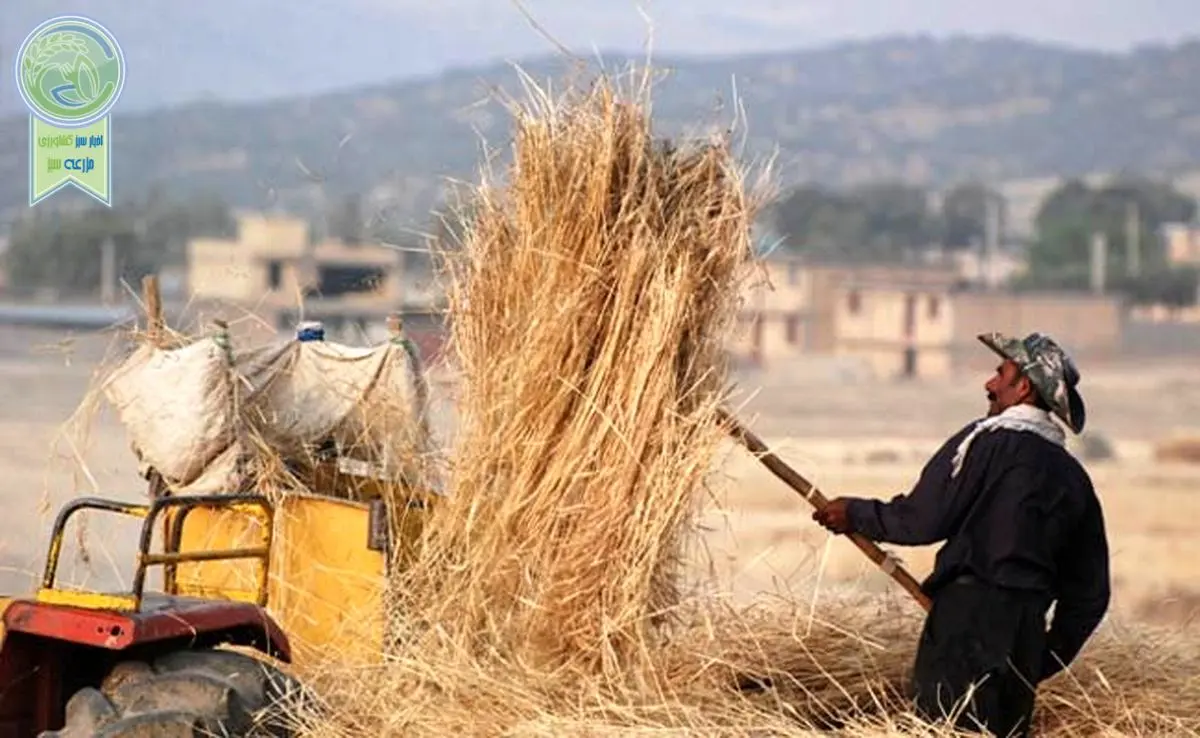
[951,404,1066,478]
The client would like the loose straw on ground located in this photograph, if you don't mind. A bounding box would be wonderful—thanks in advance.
[301,594,1200,737]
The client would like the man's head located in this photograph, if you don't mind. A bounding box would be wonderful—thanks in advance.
[984,358,1046,417]
[977,331,1087,434]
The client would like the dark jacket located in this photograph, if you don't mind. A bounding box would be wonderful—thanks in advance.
[844,418,1111,681]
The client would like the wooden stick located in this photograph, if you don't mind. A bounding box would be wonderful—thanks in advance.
[716,407,933,612]
[141,275,163,345]
[139,275,168,500]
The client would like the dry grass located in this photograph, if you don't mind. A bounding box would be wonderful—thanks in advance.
[279,68,1200,738]
[293,595,1200,737]
[12,60,1200,737]
[384,66,765,681]
[7,342,1200,735]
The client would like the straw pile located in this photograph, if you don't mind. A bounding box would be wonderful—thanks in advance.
[298,596,1200,737]
[385,68,762,683]
[289,68,1200,736]
[45,63,1200,738]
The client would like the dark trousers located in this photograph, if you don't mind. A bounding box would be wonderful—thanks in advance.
[910,578,1050,737]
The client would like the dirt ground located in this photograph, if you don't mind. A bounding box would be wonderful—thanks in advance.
[1,324,1198,632]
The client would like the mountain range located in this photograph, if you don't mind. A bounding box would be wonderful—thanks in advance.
[7,1,1199,115]
[5,33,1200,236]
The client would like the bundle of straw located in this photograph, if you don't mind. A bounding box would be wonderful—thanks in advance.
[390,69,762,681]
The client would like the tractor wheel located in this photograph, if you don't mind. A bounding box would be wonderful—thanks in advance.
[42,647,308,737]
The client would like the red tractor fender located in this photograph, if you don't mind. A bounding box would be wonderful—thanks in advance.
[2,595,291,661]
[0,596,291,735]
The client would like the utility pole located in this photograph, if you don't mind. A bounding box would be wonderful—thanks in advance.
[1125,201,1141,279]
[302,178,328,299]
[100,235,116,305]
[983,192,1001,291]
[1090,231,1108,295]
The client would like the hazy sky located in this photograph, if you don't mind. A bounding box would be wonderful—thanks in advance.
[4,0,1200,112]
[400,0,1200,54]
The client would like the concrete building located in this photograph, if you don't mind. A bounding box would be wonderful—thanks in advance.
[732,257,961,375]
[949,291,1123,372]
[183,211,447,356]
[828,264,958,379]
[187,212,406,308]
[734,255,1124,379]
[732,257,812,364]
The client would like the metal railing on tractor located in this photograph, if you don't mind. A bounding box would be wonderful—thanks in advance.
[37,493,275,612]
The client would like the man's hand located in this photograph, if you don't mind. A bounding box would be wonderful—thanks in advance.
[813,498,852,535]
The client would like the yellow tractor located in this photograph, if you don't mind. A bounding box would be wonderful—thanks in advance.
[0,297,436,736]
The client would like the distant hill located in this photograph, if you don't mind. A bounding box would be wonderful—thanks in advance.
[5,35,1200,232]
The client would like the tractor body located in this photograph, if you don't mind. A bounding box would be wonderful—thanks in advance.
[0,493,295,735]
[0,481,427,735]
[0,594,290,736]
[0,309,436,734]
[0,480,429,734]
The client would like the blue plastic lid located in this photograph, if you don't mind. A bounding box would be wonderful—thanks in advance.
[296,321,325,342]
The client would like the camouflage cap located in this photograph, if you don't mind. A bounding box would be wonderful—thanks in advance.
[978,331,1087,434]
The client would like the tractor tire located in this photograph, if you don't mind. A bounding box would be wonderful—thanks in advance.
[42,647,307,738]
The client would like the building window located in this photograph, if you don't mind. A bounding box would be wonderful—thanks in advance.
[317,264,386,297]
[903,347,917,378]
[928,295,940,319]
[785,314,799,345]
[267,260,282,290]
[846,290,861,314]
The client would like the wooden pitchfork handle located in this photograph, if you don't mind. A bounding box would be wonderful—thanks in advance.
[716,408,933,613]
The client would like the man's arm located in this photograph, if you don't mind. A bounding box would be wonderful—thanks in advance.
[1041,497,1112,682]
[843,422,981,546]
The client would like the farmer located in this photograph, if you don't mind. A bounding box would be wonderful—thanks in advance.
[813,331,1111,737]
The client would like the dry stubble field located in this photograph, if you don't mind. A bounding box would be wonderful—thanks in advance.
[1,324,1199,637]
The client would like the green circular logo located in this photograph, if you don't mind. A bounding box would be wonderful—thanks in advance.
[15,15,125,128]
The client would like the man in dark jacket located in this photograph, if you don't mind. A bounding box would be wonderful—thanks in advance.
[813,331,1111,737]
